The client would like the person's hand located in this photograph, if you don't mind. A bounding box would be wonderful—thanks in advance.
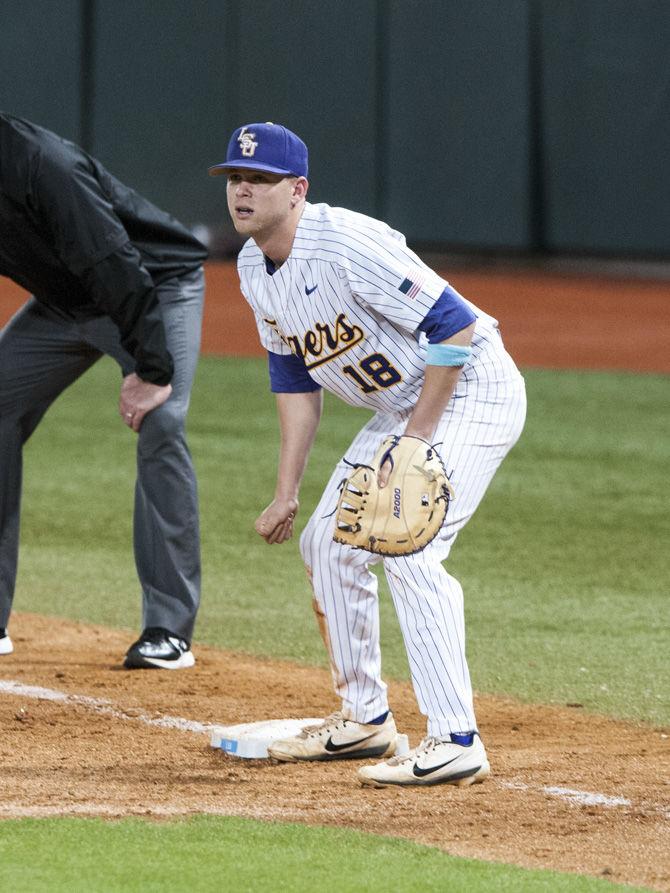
[254,498,299,544]
[119,373,172,432]
[377,455,393,489]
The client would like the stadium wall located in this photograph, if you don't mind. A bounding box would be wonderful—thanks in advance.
[1,1,669,258]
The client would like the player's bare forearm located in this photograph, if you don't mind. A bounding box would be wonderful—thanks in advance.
[380,325,475,488]
[403,364,462,441]
[275,390,322,499]
[254,390,323,543]
[403,323,476,442]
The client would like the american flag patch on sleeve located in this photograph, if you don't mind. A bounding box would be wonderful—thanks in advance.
[398,269,427,299]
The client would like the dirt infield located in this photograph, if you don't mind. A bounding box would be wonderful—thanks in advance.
[1,614,669,891]
[1,263,669,889]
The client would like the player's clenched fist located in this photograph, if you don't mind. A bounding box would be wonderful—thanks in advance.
[254,498,299,544]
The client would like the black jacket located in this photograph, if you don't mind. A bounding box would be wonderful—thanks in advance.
[0,113,208,384]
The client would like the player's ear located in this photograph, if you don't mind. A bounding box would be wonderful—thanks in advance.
[292,176,309,201]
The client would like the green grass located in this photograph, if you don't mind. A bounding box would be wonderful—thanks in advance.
[0,815,646,892]
[16,356,669,726]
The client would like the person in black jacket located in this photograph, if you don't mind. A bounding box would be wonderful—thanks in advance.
[0,113,207,668]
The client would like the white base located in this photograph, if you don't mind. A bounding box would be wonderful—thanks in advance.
[210,719,411,760]
[210,718,323,759]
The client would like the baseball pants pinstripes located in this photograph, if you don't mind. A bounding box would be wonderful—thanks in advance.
[299,335,527,738]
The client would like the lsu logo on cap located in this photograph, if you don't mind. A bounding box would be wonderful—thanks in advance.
[238,128,258,157]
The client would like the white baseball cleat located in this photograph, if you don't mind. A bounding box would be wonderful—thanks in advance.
[267,711,397,762]
[358,733,490,787]
[0,628,13,655]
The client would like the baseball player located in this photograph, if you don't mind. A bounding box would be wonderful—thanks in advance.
[0,112,207,669]
[209,122,526,787]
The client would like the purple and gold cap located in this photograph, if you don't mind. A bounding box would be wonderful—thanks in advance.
[208,122,308,178]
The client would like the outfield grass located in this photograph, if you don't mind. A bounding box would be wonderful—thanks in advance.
[17,356,669,726]
[0,816,647,892]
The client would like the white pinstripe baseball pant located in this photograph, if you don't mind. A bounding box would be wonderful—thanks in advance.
[300,331,527,738]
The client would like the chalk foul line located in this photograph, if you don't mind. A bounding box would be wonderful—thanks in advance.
[1,677,668,819]
[0,678,216,734]
[499,781,668,819]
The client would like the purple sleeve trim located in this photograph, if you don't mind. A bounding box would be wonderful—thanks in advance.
[418,285,477,343]
[268,350,322,393]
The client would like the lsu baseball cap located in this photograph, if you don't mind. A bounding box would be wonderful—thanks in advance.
[208,122,308,178]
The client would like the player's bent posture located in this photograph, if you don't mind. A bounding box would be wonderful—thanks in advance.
[0,113,207,669]
[211,122,526,787]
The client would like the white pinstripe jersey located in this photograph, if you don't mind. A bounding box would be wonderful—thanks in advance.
[237,202,500,412]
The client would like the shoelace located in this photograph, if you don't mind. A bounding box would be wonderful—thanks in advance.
[299,711,345,739]
[384,736,448,766]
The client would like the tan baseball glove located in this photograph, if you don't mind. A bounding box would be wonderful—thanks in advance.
[333,435,454,556]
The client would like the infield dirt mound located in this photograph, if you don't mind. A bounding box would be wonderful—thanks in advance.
[1,613,668,891]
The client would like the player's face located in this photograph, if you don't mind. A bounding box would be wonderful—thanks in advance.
[226,168,298,238]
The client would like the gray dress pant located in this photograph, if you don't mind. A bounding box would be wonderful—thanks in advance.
[0,267,204,641]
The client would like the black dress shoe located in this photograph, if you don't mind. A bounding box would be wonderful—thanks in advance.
[123,626,195,669]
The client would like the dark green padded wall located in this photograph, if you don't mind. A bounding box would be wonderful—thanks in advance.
[384,1,531,249]
[233,0,379,216]
[540,0,670,255]
[90,0,378,230]
[0,0,81,141]
[90,0,532,245]
[90,1,235,230]
[1,1,669,256]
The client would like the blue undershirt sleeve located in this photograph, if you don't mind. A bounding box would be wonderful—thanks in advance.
[417,285,477,343]
[268,350,322,393]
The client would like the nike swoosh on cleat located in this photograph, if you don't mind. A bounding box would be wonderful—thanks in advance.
[305,284,318,295]
[324,733,375,753]
[412,756,461,778]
